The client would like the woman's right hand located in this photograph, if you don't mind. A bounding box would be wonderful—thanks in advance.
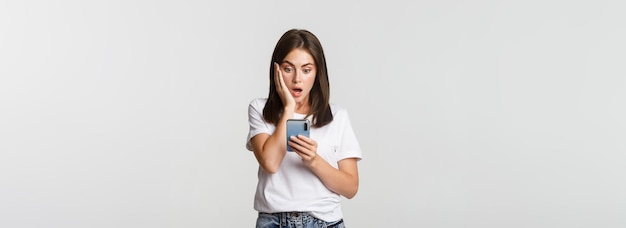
[274,62,296,110]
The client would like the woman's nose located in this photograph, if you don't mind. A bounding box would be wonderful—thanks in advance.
[292,70,301,83]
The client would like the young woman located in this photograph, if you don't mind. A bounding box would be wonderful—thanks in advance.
[246,29,363,228]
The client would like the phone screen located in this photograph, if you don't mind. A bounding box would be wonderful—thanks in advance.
[286,119,310,152]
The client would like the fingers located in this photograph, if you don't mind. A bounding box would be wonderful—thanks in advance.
[274,62,295,108]
[288,137,305,152]
[274,62,283,92]
[296,135,316,146]
[290,145,316,161]
[288,135,317,159]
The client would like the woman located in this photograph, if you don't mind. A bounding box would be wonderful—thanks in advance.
[246,29,362,228]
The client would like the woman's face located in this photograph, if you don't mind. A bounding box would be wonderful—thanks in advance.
[279,48,317,106]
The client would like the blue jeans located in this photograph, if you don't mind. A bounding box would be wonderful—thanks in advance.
[256,212,345,228]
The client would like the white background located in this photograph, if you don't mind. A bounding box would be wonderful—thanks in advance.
[1,0,625,227]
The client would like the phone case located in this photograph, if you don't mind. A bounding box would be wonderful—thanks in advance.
[286,119,310,152]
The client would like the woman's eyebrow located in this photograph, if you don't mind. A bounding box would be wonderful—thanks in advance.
[282,60,314,67]
[281,60,295,66]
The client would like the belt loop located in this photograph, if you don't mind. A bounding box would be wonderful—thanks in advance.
[280,212,286,227]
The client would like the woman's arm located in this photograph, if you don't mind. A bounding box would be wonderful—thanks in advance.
[250,63,296,174]
[312,157,359,199]
[289,135,360,198]
[249,108,293,174]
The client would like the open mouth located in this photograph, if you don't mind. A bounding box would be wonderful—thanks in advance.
[291,88,303,96]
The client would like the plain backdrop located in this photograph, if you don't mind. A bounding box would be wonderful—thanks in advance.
[1,0,625,227]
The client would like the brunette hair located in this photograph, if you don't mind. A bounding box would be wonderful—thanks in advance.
[263,29,333,128]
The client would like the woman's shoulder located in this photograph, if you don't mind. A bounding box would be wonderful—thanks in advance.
[249,97,268,108]
[329,103,349,117]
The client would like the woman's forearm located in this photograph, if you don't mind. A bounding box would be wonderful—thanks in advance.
[309,158,359,199]
[253,108,294,173]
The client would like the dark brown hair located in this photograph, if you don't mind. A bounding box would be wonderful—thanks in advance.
[263,29,333,128]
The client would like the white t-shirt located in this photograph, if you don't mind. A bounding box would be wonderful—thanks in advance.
[246,98,362,222]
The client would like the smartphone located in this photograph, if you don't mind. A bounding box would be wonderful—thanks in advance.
[286,119,310,152]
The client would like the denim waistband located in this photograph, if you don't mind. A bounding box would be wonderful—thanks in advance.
[258,212,344,228]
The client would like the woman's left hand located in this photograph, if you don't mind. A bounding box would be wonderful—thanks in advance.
[288,135,319,166]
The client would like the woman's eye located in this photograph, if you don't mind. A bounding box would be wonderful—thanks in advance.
[303,69,311,73]
[283,67,293,73]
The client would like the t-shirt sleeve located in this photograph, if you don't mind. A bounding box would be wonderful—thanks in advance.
[337,110,363,161]
[246,99,271,151]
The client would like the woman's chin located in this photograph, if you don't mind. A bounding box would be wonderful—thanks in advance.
[294,97,309,105]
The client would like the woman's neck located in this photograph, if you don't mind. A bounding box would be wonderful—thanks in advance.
[294,101,310,115]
